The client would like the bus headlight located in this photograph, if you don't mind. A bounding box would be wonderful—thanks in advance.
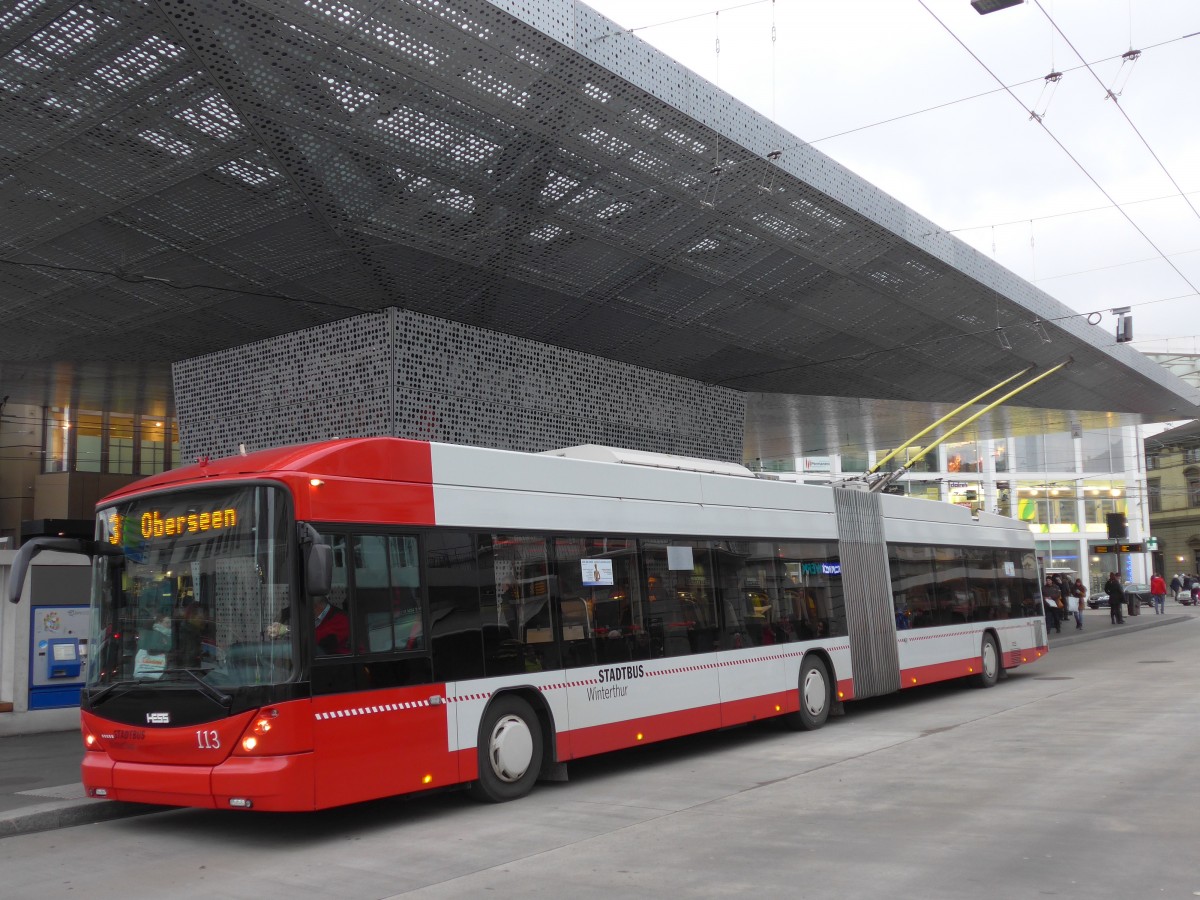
[237,709,278,754]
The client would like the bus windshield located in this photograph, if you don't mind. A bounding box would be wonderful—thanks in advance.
[90,484,295,689]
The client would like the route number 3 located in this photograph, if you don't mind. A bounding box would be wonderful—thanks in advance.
[196,730,220,750]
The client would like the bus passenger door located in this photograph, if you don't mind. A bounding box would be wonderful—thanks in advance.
[311,531,455,808]
[641,540,721,734]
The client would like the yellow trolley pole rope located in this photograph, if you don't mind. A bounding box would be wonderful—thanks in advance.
[870,357,1074,494]
[869,365,1033,475]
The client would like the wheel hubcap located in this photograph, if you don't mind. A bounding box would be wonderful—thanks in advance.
[983,641,998,679]
[802,668,826,716]
[488,714,534,783]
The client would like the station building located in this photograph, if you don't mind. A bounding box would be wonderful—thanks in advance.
[2,0,1199,727]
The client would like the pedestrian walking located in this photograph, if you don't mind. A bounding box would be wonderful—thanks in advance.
[1105,572,1125,624]
[1150,572,1167,615]
[1065,589,1083,630]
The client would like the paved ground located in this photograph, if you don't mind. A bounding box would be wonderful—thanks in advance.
[0,602,1191,839]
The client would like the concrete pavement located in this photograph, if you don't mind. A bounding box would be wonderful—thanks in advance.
[0,728,158,838]
[0,603,1192,838]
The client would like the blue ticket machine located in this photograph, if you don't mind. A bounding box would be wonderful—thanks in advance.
[30,605,91,709]
[47,638,83,679]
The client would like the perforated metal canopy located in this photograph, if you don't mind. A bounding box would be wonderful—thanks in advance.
[1,0,1197,451]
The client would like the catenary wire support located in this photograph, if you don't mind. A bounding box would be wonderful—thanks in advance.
[1106,48,1141,99]
[1029,70,1062,122]
[757,149,783,194]
[700,163,723,208]
[702,12,722,208]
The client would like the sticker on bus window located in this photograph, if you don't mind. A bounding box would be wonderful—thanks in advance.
[666,546,694,570]
[581,559,614,587]
[1003,561,1016,577]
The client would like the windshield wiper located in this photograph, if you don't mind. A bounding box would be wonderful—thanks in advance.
[87,680,141,705]
[161,668,232,708]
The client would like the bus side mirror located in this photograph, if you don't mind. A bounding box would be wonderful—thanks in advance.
[307,542,333,598]
[7,536,102,604]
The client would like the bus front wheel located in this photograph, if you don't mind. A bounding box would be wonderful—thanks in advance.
[785,655,831,731]
[470,694,543,802]
[971,633,1001,688]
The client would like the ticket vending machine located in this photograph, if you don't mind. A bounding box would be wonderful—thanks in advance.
[30,605,91,709]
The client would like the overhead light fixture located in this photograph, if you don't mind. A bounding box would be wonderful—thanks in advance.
[971,0,1024,13]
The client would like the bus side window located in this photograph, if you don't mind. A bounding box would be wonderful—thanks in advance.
[640,540,718,658]
[552,536,647,667]
[350,533,424,654]
[322,532,351,632]
[426,531,486,682]
[389,535,424,651]
[489,534,552,676]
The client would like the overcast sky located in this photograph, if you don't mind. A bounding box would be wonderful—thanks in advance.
[583,0,1200,355]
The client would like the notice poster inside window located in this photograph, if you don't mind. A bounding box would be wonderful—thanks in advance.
[581,559,614,587]
[667,545,694,571]
[1003,561,1016,577]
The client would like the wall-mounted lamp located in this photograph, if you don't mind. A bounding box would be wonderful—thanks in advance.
[1112,306,1133,343]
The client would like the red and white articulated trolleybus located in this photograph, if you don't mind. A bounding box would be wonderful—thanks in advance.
[7,438,1047,811]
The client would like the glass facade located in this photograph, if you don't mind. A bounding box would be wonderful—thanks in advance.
[943,440,982,474]
[752,425,1148,590]
[1081,428,1122,473]
[41,407,179,476]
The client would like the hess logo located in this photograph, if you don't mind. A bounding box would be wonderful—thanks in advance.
[146,712,170,725]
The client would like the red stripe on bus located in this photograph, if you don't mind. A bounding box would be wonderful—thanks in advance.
[719,691,799,725]
[900,656,990,686]
[564,705,724,759]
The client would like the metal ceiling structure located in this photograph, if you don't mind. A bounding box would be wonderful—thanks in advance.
[1,0,1197,455]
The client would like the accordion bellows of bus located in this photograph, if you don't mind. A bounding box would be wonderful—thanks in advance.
[7,437,1046,811]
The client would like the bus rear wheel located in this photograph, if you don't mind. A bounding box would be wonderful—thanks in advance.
[470,694,543,803]
[971,633,1001,688]
[784,655,831,731]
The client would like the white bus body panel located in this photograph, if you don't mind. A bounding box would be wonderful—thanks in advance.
[421,443,1041,757]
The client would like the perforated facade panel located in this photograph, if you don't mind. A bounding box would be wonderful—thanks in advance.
[1,0,1197,439]
[173,309,744,461]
